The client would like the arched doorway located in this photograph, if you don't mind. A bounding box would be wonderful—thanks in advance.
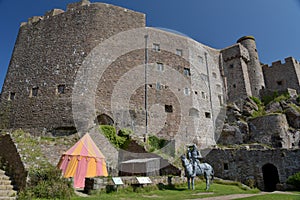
[262,163,280,191]
[96,114,114,126]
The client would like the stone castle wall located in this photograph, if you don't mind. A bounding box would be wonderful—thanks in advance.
[263,57,300,93]
[1,1,145,134]
[204,148,300,190]
[221,44,252,102]
[1,1,225,149]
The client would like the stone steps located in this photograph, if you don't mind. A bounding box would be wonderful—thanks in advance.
[0,170,16,200]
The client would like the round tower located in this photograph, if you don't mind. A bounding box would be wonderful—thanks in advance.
[237,36,265,97]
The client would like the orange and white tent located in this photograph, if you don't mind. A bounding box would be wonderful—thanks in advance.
[57,133,108,188]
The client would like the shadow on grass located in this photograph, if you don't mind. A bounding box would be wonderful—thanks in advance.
[157,183,187,191]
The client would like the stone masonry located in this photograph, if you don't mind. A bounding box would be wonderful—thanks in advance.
[1,0,300,191]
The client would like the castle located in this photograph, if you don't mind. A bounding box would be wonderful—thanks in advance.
[1,0,300,190]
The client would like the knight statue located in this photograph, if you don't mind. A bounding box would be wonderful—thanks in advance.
[187,144,202,176]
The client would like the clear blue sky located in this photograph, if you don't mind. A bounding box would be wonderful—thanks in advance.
[1,0,300,92]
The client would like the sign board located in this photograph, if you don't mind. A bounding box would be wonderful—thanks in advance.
[112,177,124,185]
[136,177,152,184]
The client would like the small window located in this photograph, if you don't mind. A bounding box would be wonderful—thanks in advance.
[157,63,164,71]
[189,108,200,118]
[212,72,217,78]
[31,87,39,97]
[8,92,15,101]
[153,43,160,52]
[224,163,229,170]
[201,91,206,99]
[198,56,203,63]
[176,49,183,56]
[184,68,191,76]
[165,105,173,113]
[156,82,162,90]
[230,64,234,68]
[277,80,283,86]
[184,88,190,96]
[57,84,65,94]
[205,112,211,118]
[233,84,236,88]
[218,95,222,106]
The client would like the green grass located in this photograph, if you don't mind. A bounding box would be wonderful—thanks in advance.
[71,181,260,200]
[235,193,300,200]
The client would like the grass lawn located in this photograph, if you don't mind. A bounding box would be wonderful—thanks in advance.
[71,181,260,200]
[235,193,300,200]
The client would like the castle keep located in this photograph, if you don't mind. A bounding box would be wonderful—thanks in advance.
[1,0,300,146]
[1,0,300,191]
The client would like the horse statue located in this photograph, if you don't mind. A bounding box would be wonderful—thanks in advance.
[181,155,214,190]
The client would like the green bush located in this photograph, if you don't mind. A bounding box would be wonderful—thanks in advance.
[250,96,262,106]
[296,95,300,103]
[250,96,266,118]
[99,125,131,149]
[18,166,74,199]
[262,91,290,105]
[287,171,300,189]
[148,135,168,152]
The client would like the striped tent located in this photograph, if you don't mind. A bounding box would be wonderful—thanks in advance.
[57,133,108,188]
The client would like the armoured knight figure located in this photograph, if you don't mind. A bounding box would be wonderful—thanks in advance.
[187,144,202,176]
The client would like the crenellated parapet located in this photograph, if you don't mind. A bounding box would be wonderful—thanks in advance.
[263,57,300,69]
[20,0,144,28]
[263,57,300,93]
[221,43,250,63]
[67,0,91,11]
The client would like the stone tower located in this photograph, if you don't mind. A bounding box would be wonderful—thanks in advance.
[237,36,265,97]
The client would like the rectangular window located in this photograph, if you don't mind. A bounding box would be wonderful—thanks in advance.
[277,80,283,86]
[157,63,164,71]
[153,43,160,52]
[205,112,211,118]
[224,163,229,170]
[165,105,173,113]
[31,87,39,97]
[218,95,223,106]
[201,91,206,99]
[57,84,65,94]
[198,56,204,63]
[184,88,190,96]
[212,72,217,78]
[176,49,183,56]
[184,68,191,76]
[8,92,15,101]
[156,82,161,90]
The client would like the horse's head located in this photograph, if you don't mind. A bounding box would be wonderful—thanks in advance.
[181,155,189,166]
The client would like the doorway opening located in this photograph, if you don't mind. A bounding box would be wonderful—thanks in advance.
[262,163,279,191]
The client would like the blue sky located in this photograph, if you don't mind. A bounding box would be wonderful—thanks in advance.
[1,0,300,91]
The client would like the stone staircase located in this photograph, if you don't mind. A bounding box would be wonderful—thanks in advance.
[0,170,16,200]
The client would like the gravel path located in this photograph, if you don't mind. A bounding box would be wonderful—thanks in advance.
[190,193,262,200]
[190,191,299,200]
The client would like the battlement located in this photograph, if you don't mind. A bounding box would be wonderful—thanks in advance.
[67,0,90,11]
[263,57,299,69]
[20,0,145,27]
[221,43,250,62]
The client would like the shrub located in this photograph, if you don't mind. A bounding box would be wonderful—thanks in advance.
[249,96,266,118]
[99,125,131,149]
[262,91,290,105]
[148,135,168,152]
[18,165,74,200]
[287,171,300,189]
